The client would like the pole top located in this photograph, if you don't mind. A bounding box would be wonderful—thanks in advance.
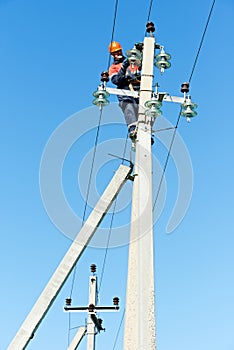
[113,297,119,306]
[90,264,97,273]
[146,22,155,35]
[181,82,190,94]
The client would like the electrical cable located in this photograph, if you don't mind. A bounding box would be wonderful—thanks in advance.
[67,0,120,340]
[98,132,128,295]
[112,308,126,350]
[189,0,216,83]
[81,108,103,226]
[67,108,103,344]
[99,0,155,335]
[146,0,154,23]
[67,0,216,344]
[69,107,103,296]
[98,198,118,293]
[67,313,72,347]
[153,110,181,211]
[107,0,119,71]
[153,0,216,211]
[144,0,155,37]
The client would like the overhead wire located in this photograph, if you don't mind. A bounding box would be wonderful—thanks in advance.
[144,0,155,36]
[107,0,119,71]
[98,133,128,295]
[69,107,103,296]
[98,0,133,297]
[98,198,118,293]
[67,0,121,343]
[153,111,181,211]
[73,0,217,347]
[189,0,216,83]
[67,108,103,346]
[108,2,159,348]
[153,0,216,212]
[112,308,125,350]
[147,0,154,23]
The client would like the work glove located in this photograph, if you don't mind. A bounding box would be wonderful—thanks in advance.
[122,58,130,69]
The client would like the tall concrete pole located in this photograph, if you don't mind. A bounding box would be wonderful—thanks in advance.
[87,275,97,350]
[124,34,156,349]
[67,327,87,350]
[8,164,131,350]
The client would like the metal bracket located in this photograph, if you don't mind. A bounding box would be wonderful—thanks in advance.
[162,93,185,104]
[106,87,184,105]
[106,87,139,98]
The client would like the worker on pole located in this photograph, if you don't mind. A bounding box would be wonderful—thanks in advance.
[108,41,141,140]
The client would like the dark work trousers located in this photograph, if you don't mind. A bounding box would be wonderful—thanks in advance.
[118,98,139,129]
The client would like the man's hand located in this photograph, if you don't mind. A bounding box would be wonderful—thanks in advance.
[122,58,130,69]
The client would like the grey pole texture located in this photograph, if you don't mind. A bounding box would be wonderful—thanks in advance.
[124,35,156,349]
[87,275,97,350]
[67,327,87,350]
[7,164,131,350]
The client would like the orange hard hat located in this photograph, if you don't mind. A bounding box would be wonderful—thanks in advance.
[108,41,122,53]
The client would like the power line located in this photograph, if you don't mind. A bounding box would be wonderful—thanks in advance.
[67,108,102,297]
[153,0,216,212]
[67,107,103,343]
[145,0,155,36]
[153,111,181,211]
[107,0,119,70]
[189,0,216,83]
[98,132,128,294]
[147,0,154,23]
[67,107,102,311]
[81,108,103,226]
[68,0,120,338]
[98,198,118,293]
[112,308,125,350]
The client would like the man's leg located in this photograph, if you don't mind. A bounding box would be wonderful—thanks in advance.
[119,100,138,127]
[119,99,154,145]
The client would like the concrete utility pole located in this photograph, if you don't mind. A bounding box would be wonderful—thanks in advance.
[67,326,87,350]
[123,24,156,350]
[9,19,197,350]
[86,272,98,350]
[92,20,197,350]
[120,23,197,349]
[7,164,131,350]
[64,264,120,350]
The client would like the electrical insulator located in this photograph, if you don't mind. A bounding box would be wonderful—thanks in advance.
[92,85,110,107]
[145,96,162,119]
[65,298,72,306]
[181,82,190,94]
[113,297,119,306]
[181,95,198,122]
[88,303,95,312]
[135,42,144,52]
[155,47,171,74]
[126,48,142,67]
[146,21,155,33]
[90,264,96,273]
[101,71,109,83]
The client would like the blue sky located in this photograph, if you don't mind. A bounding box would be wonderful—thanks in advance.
[1,0,234,349]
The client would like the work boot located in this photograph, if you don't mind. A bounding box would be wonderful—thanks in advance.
[128,126,154,145]
[128,125,137,141]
